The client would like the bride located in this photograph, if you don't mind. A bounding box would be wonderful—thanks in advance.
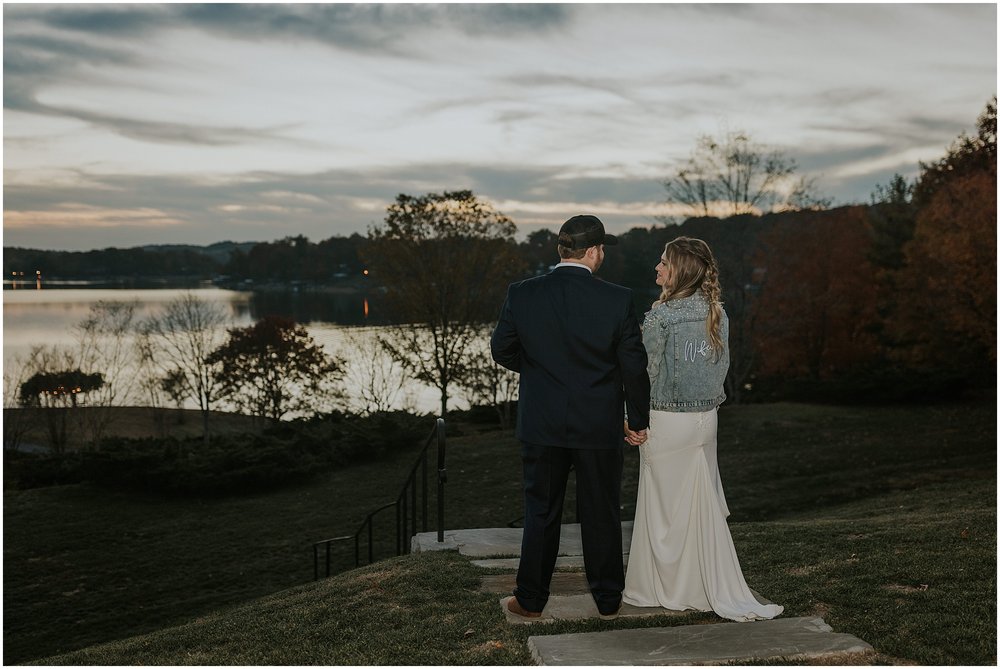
[622,236,783,622]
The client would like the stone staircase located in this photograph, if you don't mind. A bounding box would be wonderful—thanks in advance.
[413,523,874,665]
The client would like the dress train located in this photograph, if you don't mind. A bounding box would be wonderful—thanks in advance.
[623,409,783,622]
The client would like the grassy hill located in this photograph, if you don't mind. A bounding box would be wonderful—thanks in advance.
[4,402,996,665]
[32,477,998,665]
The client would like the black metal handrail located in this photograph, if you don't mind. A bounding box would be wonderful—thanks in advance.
[312,417,446,580]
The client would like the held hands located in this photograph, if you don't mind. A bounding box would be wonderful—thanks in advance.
[623,422,648,447]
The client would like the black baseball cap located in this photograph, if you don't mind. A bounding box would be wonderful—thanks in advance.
[557,214,618,250]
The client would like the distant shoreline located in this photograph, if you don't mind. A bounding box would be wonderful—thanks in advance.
[3,278,366,295]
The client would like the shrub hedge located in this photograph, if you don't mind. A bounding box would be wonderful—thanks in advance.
[3,410,430,497]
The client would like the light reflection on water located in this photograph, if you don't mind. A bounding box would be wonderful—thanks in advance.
[2,287,441,414]
[3,288,255,358]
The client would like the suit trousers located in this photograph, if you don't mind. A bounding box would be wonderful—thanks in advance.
[514,442,625,615]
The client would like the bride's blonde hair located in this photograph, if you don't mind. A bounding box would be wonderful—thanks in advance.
[654,237,724,358]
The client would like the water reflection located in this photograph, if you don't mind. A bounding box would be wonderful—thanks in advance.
[248,290,387,326]
[3,287,251,359]
[2,286,438,412]
[2,287,385,357]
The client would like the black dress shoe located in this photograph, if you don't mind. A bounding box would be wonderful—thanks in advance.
[598,604,622,620]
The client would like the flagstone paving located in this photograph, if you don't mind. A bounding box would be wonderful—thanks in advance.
[412,521,633,557]
[527,616,875,665]
[413,524,874,665]
[482,572,774,624]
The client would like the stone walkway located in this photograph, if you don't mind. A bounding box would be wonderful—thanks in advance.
[528,616,874,665]
[413,523,874,665]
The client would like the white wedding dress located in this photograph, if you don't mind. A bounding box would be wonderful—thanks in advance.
[623,408,783,622]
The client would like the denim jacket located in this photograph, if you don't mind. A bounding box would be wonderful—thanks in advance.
[642,293,729,412]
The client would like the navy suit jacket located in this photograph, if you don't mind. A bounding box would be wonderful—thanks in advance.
[490,265,651,449]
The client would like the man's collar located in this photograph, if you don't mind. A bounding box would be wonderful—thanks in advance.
[554,261,593,274]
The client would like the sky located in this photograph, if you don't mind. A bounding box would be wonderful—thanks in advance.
[2,2,997,251]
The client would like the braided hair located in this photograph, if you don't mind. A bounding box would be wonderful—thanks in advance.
[654,237,724,360]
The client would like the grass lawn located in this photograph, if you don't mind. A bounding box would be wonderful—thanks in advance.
[4,401,996,664]
[33,476,997,665]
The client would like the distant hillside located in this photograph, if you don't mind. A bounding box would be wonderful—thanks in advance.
[139,241,261,264]
[3,241,260,280]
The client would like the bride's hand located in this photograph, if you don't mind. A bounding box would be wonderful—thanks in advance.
[624,424,647,446]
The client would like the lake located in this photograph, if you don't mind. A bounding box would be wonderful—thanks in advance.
[2,285,445,414]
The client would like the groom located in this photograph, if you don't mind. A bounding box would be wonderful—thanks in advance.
[490,214,650,621]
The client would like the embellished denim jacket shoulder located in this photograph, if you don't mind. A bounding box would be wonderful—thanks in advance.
[642,293,729,412]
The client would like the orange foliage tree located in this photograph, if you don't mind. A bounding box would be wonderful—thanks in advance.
[883,98,996,377]
[752,207,881,381]
[890,168,996,366]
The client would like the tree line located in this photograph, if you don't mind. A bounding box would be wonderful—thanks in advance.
[357,99,996,411]
[4,98,994,457]
[3,98,993,501]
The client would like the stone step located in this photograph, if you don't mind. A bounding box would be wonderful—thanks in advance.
[411,522,634,558]
[418,526,873,662]
[527,616,874,665]
[472,555,591,570]
[489,573,687,622]
[500,595,688,624]
[487,572,775,624]
[483,572,595,595]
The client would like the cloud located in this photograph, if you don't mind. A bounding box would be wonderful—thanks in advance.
[176,4,568,48]
[3,3,993,249]
[3,205,184,229]
[807,114,976,147]
[2,162,667,249]
[2,33,141,76]
[26,5,171,35]
[4,4,574,148]
[55,106,305,147]
[11,4,570,54]
[3,32,145,113]
[3,20,307,147]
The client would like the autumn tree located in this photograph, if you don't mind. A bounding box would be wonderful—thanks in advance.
[912,96,996,207]
[881,97,997,380]
[900,170,997,362]
[19,367,104,454]
[363,190,526,417]
[753,207,881,382]
[596,225,665,310]
[518,228,559,275]
[141,292,230,438]
[661,127,830,221]
[208,315,341,422]
[867,173,917,271]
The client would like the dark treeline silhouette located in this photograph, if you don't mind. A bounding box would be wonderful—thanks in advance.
[223,234,368,283]
[3,241,261,281]
[3,235,370,284]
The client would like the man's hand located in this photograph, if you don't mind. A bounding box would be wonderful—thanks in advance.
[624,424,648,446]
